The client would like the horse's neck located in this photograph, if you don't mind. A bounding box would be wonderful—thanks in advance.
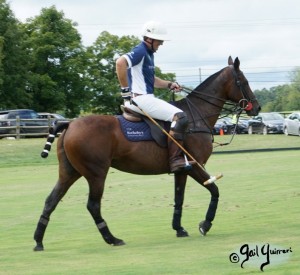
[184,88,225,129]
[184,67,232,128]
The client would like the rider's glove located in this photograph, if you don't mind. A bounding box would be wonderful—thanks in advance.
[120,87,131,101]
[168,82,181,92]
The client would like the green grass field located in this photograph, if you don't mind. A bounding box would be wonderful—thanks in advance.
[0,136,299,274]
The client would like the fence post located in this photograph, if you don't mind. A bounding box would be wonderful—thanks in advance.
[16,115,21,139]
[47,116,52,127]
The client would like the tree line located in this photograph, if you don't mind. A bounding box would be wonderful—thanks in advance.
[1,1,299,118]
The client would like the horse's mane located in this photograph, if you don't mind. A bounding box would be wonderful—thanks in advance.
[175,67,226,108]
[193,67,226,93]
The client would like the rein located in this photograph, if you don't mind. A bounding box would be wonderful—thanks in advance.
[213,111,242,148]
[180,87,241,147]
[178,65,251,147]
[182,86,241,115]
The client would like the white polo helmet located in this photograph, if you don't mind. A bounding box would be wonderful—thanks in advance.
[142,21,169,41]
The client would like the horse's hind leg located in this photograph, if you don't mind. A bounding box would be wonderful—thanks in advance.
[33,170,80,251]
[86,171,125,246]
[33,141,81,251]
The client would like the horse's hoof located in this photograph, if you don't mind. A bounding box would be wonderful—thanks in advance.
[111,238,126,246]
[33,244,44,251]
[199,220,212,236]
[176,228,189,237]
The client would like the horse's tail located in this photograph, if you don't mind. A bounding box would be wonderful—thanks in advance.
[40,120,70,158]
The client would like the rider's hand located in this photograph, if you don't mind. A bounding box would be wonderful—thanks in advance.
[168,82,182,92]
[120,87,131,101]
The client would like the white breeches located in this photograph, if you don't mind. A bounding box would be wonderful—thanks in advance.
[124,94,183,122]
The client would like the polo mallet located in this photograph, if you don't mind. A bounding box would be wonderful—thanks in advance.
[131,100,223,185]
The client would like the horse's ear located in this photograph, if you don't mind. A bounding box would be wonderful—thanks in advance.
[228,56,233,65]
[234,57,240,70]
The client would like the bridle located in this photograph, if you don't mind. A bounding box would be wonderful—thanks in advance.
[180,65,259,115]
[230,65,257,112]
[177,65,257,145]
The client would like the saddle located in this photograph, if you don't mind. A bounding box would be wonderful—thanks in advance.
[117,106,169,147]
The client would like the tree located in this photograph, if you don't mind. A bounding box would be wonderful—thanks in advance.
[254,67,300,112]
[290,68,300,90]
[23,6,90,117]
[85,31,139,114]
[0,0,30,109]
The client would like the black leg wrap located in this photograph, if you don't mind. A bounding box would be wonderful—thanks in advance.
[172,209,182,231]
[199,197,218,236]
[33,215,49,251]
[172,209,189,237]
[34,215,49,242]
[198,184,219,237]
[205,183,219,223]
[205,197,219,222]
[97,221,112,244]
[96,221,125,246]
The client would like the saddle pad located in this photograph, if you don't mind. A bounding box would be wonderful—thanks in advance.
[117,115,153,142]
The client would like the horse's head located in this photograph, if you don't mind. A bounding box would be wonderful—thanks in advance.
[226,56,261,116]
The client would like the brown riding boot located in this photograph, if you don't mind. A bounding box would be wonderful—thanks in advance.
[168,131,196,173]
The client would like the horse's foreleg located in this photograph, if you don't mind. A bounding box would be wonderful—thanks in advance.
[86,177,125,246]
[199,182,219,236]
[172,174,189,237]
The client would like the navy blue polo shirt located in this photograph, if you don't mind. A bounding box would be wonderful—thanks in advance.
[124,42,155,95]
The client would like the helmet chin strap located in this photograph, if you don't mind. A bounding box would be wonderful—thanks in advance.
[144,37,156,52]
[151,40,155,52]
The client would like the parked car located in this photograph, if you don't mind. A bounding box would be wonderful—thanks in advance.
[283,112,300,136]
[238,117,250,134]
[0,113,11,135]
[38,112,66,125]
[213,118,230,135]
[222,116,249,134]
[0,109,49,137]
[213,117,249,135]
[38,112,66,120]
[248,112,284,135]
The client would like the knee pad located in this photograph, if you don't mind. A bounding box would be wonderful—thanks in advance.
[171,112,189,133]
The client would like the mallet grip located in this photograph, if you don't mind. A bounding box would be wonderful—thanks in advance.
[203,173,223,185]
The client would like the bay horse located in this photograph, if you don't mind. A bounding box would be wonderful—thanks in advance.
[33,56,260,251]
